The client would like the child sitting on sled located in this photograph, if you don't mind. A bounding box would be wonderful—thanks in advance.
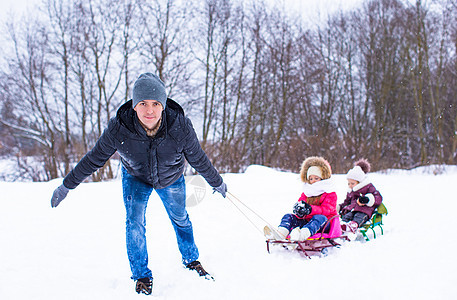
[339,159,383,233]
[264,156,338,241]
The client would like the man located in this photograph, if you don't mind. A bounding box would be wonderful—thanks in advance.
[51,73,227,295]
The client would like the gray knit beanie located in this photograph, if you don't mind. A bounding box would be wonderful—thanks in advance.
[132,73,167,109]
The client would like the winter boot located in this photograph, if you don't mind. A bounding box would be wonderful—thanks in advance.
[186,260,214,281]
[289,227,301,241]
[297,227,311,242]
[135,277,153,295]
[299,228,311,241]
[290,227,311,241]
[264,225,289,240]
[342,221,359,233]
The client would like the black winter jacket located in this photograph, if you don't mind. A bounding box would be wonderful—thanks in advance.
[63,99,223,190]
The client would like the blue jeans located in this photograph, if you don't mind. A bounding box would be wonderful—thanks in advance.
[279,213,328,236]
[122,168,199,280]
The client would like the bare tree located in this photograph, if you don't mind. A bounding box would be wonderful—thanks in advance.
[2,14,61,179]
[119,0,143,102]
[239,1,267,166]
[45,0,78,174]
[138,0,192,101]
[1,0,457,180]
[356,0,411,168]
[77,0,127,181]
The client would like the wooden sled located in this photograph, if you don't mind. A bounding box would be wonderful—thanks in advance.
[266,216,350,258]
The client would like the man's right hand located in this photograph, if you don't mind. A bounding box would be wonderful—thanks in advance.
[51,184,70,208]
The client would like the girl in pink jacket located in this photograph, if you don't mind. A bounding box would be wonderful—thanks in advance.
[264,156,338,241]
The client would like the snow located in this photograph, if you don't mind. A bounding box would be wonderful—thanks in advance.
[1,164,457,299]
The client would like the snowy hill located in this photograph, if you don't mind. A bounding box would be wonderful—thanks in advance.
[1,165,457,299]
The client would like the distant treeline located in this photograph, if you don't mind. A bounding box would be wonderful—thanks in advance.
[0,0,456,182]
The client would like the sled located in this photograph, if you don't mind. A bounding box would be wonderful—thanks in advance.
[266,216,350,258]
[359,203,388,241]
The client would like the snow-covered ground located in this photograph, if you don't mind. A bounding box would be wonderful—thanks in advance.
[1,164,457,299]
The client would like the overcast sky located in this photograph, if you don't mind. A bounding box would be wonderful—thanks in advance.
[0,0,365,23]
[277,0,363,17]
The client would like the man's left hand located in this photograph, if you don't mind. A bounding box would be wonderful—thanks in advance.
[213,182,227,198]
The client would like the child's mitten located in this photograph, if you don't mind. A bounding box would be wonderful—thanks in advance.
[293,201,312,218]
[358,195,369,204]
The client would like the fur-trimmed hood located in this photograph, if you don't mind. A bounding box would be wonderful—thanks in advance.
[300,156,332,183]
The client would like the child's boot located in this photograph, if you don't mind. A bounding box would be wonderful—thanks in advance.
[290,227,311,241]
[289,227,301,241]
[277,226,289,239]
[264,225,289,240]
[299,228,311,241]
[346,221,359,233]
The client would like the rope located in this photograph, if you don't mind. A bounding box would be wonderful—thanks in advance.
[226,191,285,239]
[226,194,264,236]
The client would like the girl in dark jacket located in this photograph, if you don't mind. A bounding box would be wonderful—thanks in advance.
[340,159,383,233]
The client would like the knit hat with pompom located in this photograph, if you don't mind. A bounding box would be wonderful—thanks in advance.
[346,159,371,182]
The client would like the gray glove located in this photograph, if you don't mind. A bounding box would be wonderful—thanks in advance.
[213,182,227,198]
[51,184,70,208]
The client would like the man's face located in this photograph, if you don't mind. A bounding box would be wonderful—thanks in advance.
[134,99,163,130]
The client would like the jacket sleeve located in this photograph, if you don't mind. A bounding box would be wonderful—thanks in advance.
[366,185,383,208]
[308,192,337,217]
[340,193,352,211]
[183,118,223,188]
[298,193,307,202]
[63,121,117,189]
